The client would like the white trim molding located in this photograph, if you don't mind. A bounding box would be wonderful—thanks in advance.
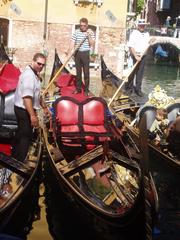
[73,0,103,7]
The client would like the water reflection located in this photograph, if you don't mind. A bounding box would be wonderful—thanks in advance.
[150,156,180,240]
[143,61,180,240]
[143,63,180,98]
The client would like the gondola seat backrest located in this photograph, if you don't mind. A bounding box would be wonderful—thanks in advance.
[166,102,180,122]
[0,90,17,138]
[3,90,17,125]
[137,105,157,130]
[56,73,76,88]
[54,96,111,143]
[0,63,20,94]
[82,97,111,136]
[54,96,80,136]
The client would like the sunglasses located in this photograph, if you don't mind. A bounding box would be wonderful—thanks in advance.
[80,24,87,27]
[36,62,45,67]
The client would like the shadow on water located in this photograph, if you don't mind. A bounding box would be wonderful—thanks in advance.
[150,156,180,240]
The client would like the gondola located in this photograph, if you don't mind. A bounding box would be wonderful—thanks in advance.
[41,50,158,239]
[100,56,180,169]
[0,44,42,229]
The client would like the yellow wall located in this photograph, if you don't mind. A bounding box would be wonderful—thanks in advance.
[1,0,128,28]
[0,0,11,16]
[0,0,128,79]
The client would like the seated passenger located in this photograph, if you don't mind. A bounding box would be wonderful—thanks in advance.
[149,108,169,146]
[166,116,180,158]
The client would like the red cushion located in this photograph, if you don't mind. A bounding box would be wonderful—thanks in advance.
[0,144,11,156]
[61,125,80,133]
[0,64,20,93]
[83,125,107,133]
[56,99,79,125]
[83,100,105,125]
[56,73,75,87]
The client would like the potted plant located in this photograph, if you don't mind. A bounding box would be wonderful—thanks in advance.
[90,52,99,62]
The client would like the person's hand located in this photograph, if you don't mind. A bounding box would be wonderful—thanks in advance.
[43,107,52,119]
[87,29,94,38]
[30,115,39,128]
[135,55,142,62]
[149,37,156,45]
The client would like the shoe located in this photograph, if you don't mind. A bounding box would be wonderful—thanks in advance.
[126,89,133,95]
[134,90,144,97]
[72,89,81,94]
[85,91,90,96]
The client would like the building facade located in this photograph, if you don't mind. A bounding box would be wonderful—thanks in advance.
[0,0,128,80]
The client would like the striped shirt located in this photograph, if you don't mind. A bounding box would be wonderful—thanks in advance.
[72,29,95,52]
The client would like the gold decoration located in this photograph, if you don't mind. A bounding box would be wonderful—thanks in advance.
[147,85,175,108]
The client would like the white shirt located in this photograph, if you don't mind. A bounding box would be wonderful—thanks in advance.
[128,29,150,54]
[14,66,41,109]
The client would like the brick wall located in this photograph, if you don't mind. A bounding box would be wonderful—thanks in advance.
[12,20,126,85]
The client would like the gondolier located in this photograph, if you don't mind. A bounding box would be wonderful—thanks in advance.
[12,53,50,162]
[125,19,150,97]
[66,18,95,96]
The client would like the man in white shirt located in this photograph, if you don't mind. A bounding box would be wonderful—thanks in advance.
[125,19,150,97]
[12,53,50,162]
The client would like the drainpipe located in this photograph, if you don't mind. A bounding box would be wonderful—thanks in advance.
[43,0,48,85]
[43,0,48,41]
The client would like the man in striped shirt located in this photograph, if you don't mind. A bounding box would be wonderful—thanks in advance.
[67,18,95,96]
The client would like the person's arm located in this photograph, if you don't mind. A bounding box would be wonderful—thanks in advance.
[87,29,95,50]
[23,96,39,128]
[129,47,141,62]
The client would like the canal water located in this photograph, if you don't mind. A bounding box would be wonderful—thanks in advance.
[0,61,180,240]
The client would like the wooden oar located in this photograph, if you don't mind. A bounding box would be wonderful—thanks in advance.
[108,60,140,107]
[42,36,88,97]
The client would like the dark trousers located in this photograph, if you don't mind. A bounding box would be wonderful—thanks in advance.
[74,50,90,92]
[125,55,146,92]
[12,106,33,162]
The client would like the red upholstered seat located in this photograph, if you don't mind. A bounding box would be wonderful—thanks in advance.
[82,98,110,136]
[55,97,80,135]
[0,64,20,93]
[54,96,111,148]
[56,73,76,88]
